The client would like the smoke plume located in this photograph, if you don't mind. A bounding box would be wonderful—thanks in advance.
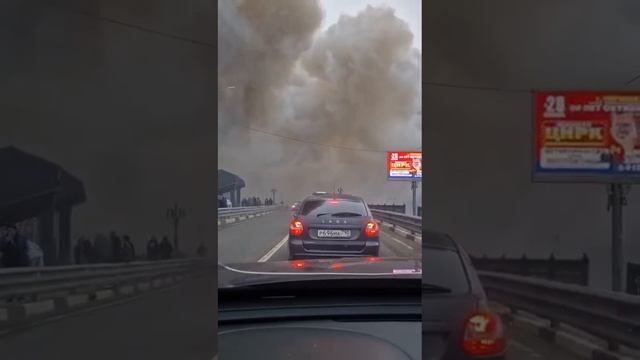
[218,0,422,205]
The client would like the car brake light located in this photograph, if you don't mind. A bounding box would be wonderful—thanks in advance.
[462,312,506,357]
[289,219,304,236]
[364,220,379,237]
[292,260,305,269]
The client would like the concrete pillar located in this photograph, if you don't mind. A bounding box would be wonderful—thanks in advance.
[38,208,56,266]
[235,188,241,207]
[58,205,71,265]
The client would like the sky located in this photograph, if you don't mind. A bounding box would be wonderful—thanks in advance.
[423,0,640,290]
[320,0,421,51]
[0,0,216,256]
[218,0,422,208]
[1,0,638,291]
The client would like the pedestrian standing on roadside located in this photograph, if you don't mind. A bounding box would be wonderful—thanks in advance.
[160,236,173,259]
[147,236,159,260]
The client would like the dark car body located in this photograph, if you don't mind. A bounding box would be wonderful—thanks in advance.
[218,257,421,288]
[288,194,380,260]
[421,230,506,360]
[218,258,421,360]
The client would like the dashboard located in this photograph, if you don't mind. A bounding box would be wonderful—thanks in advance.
[219,317,421,360]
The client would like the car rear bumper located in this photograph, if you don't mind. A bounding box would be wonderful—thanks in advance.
[289,238,379,259]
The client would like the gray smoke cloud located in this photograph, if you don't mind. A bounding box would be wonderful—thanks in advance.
[218,0,422,206]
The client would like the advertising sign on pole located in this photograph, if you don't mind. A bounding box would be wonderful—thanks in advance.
[387,151,422,180]
[533,91,640,183]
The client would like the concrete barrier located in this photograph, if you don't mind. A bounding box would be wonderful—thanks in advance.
[0,259,214,332]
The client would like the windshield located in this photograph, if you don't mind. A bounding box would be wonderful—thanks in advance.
[422,246,469,294]
[300,199,367,217]
[218,0,422,287]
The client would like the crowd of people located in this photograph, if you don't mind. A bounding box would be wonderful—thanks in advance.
[2,225,207,268]
[240,197,275,206]
[74,233,181,264]
[144,236,174,260]
[0,224,43,268]
[218,195,278,208]
[73,231,137,264]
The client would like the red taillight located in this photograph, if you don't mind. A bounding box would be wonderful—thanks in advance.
[364,220,379,237]
[292,260,305,269]
[462,312,506,357]
[289,219,304,236]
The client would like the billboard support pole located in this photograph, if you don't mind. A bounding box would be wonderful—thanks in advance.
[411,181,417,216]
[608,183,628,292]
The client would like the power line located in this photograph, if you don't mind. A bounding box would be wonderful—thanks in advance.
[238,124,391,153]
[43,2,215,49]
[625,74,640,87]
[423,80,532,93]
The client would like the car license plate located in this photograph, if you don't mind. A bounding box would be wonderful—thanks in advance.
[317,229,351,238]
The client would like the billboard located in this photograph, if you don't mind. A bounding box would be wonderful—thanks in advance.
[534,91,640,183]
[387,151,422,180]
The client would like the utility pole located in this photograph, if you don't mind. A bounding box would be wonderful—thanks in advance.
[411,181,417,216]
[607,184,629,292]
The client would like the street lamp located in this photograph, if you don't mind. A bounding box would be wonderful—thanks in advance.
[166,203,185,252]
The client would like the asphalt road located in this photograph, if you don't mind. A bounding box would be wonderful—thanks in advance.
[217,208,420,264]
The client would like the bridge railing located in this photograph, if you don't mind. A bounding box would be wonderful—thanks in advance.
[479,270,640,351]
[471,254,589,286]
[217,205,281,218]
[370,209,421,235]
[0,258,212,327]
[368,203,406,214]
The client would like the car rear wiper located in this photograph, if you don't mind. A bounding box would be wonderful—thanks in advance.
[330,212,362,217]
[422,283,452,294]
[315,212,362,217]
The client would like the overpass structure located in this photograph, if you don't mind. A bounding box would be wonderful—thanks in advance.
[0,146,86,265]
[1,207,638,360]
[217,169,245,207]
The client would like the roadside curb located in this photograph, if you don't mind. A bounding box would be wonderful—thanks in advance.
[490,302,639,360]
[0,268,212,336]
[380,222,422,244]
[218,210,274,228]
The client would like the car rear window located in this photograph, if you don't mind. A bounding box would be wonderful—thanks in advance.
[300,199,367,217]
[423,247,470,294]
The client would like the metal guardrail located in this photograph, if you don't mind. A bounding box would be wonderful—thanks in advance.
[370,209,421,235]
[471,254,589,286]
[0,258,212,326]
[478,270,640,351]
[0,259,206,301]
[217,205,281,218]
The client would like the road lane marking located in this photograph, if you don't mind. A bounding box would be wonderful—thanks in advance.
[383,232,414,250]
[258,235,289,262]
